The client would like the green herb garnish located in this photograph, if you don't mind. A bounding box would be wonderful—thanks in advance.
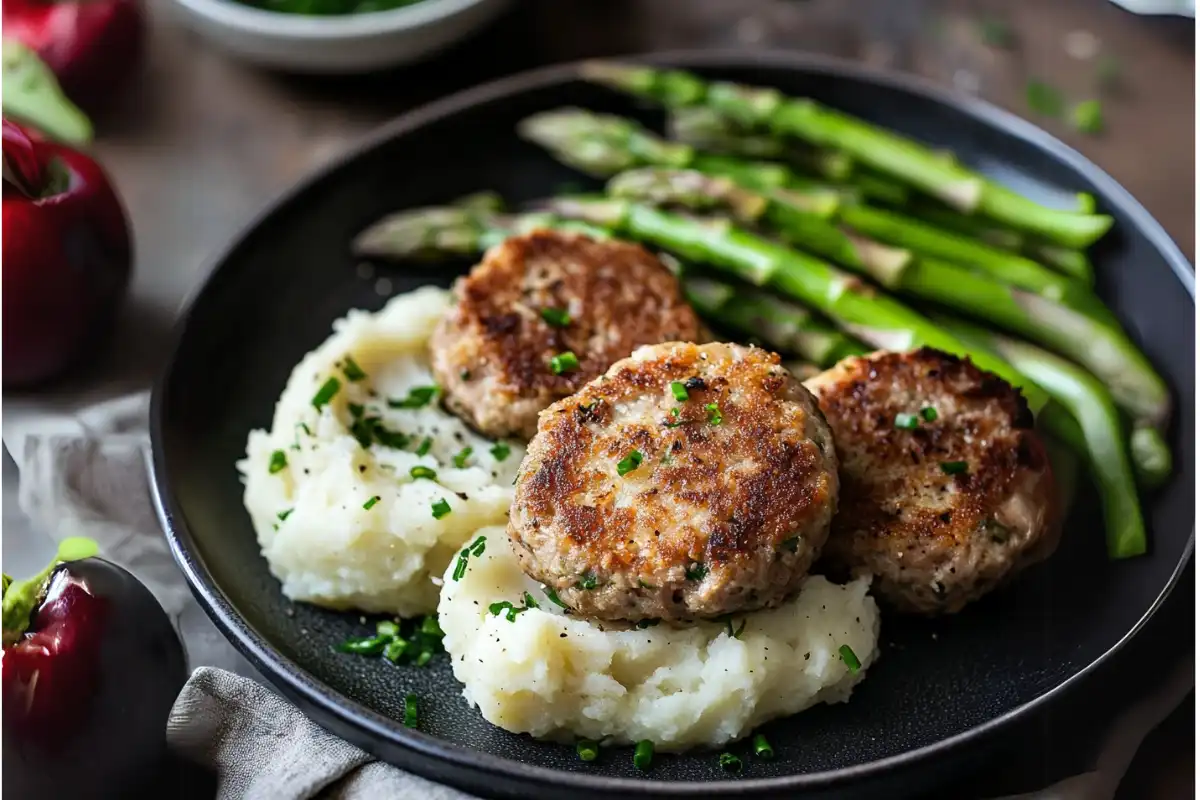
[1026,79,1063,117]
[453,447,473,468]
[616,450,644,477]
[839,644,861,673]
[753,733,774,760]
[277,509,293,521]
[540,307,571,328]
[490,441,511,462]
[718,752,742,774]
[705,402,722,425]
[577,570,599,590]
[416,437,433,456]
[312,377,341,409]
[522,591,540,610]
[1071,99,1103,134]
[549,351,579,375]
[384,638,409,663]
[669,381,689,402]
[576,739,599,762]
[337,634,389,656]
[633,740,654,771]
[410,465,437,481]
[341,356,367,382]
[542,585,568,608]
[431,498,452,519]
[376,620,400,637]
[921,406,938,422]
[685,562,708,581]
[268,449,288,474]
[940,460,969,475]
[363,495,381,510]
[893,413,919,430]
[389,386,439,409]
[403,694,418,728]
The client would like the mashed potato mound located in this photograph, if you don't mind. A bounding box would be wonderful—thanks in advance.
[439,527,880,750]
[241,287,524,617]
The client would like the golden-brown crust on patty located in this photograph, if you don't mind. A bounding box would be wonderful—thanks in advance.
[509,342,839,622]
[430,230,704,439]
[804,348,1060,614]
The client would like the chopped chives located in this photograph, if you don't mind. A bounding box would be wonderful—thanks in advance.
[410,465,437,481]
[940,460,969,475]
[669,381,689,402]
[577,570,598,590]
[452,447,473,468]
[752,733,774,760]
[416,437,433,456]
[921,406,938,422]
[376,620,400,638]
[341,356,367,382]
[336,634,388,656]
[389,386,439,409]
[420,616,444,638]
[894,413,919,430]
[718,752,742,773]
[705,402,722,425]
[685,562,708,581]
[403,694,418,728]
[415,650,432,667]
[312,377,341,409]
[469,536,486,556]
[540,307,571,328]
[384,638,409,662]
[726,618,747,639]
[277,509,293,521]
[576,739,600,762]
[522,591,540,610]
[363,495,381,510]
[490,441,511,461]
[616,450,644,477]
[549,351,580,375]
[633,740,654,771]
[452,554,469,581]
[268,450,288,474]
[839,644,862,673]
[431,498,452,519]
[1072,99,1104,135]
[348,402,365,419]
[542,585,568,608]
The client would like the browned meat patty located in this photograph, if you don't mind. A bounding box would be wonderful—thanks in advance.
[429,230,705,440]
[508,342,839,623]
[804,348,1061,615]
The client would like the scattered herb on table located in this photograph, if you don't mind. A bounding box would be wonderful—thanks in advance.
[633,740,654,771]
[403,694,418,728]
[576,739,600,762]
[753,733,774,760]
[1071,100,1104,134]
[718,752,743,774]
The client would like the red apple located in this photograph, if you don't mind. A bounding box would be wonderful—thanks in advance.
[3,0,145,113]
[2,117,132,387]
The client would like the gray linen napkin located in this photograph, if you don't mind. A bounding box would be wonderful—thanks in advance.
[6,391,1189,800]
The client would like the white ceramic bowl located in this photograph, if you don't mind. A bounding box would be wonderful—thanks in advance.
[167,0,511,73]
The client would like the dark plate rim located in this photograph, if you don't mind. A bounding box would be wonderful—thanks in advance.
[150,49,1196,796]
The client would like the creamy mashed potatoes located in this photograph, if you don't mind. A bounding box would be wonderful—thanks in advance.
[240,287,524,617]
[438,527,880,751]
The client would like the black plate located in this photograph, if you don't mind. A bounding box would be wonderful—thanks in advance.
[151,52,1195,799]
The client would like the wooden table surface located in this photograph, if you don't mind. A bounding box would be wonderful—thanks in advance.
[69,0,1194,796]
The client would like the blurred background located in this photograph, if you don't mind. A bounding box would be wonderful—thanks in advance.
[2,0,1194,797]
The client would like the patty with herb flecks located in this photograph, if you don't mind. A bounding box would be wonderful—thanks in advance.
[507,341,839,623]
[803,348,1061,615]
[429,229,705,440]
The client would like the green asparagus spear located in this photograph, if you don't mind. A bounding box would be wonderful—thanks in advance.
[518,108,840,217]
[607,168,911,286]
[543,196,1047,409]
[836,204,1101,309]
[602,168,1166,425]
[937,315,1146,559]
[580,62,1114,248]
[667,106,854,181]
[851,171,911,206]
[1025,243,1095,285]
[681,272,869,366]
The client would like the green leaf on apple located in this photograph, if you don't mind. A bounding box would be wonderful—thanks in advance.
[2,39,93,146]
